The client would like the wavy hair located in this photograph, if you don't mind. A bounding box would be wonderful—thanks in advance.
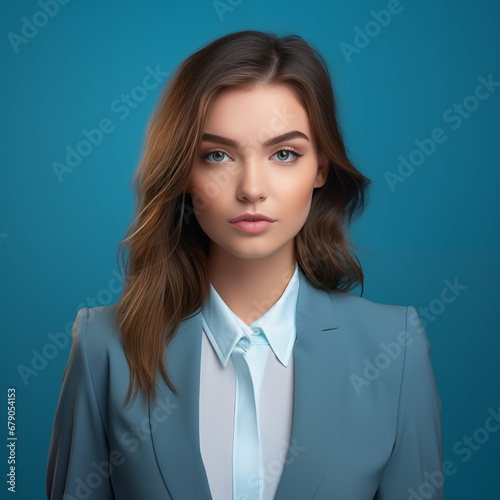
[115,30,371,406]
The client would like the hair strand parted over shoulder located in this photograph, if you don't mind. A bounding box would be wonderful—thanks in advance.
[114,30,371,407]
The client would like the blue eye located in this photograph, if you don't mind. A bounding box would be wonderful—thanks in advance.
[200,147,304,164]
[200,150,231,163]
[271,149,303,163]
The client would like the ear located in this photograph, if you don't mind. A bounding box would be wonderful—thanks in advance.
[314,150,330,188]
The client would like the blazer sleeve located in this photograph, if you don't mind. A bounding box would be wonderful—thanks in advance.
[46,307,114,500]
[375,306,444,500]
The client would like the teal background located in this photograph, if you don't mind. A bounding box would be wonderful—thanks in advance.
[1,0,499,498]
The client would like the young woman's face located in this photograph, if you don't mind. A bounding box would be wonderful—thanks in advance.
[186,82,329,261]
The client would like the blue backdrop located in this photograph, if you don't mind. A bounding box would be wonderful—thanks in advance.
[2,0,499,498]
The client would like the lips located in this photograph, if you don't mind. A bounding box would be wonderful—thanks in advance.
[229,213,276,223]
[229,219,275,233]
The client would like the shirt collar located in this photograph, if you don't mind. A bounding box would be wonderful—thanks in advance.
[200,261,300,368]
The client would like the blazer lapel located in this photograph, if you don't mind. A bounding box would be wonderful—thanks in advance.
[149,267,346,500]
[149,311,212,499]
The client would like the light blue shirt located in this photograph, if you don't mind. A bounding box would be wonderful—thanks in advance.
[199,260,300,499]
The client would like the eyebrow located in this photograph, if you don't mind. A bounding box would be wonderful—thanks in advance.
[200,130,310,148]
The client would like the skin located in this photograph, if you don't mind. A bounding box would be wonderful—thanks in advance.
[186,82,330,325]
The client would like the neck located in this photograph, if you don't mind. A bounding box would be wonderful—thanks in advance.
[207,241,297,326]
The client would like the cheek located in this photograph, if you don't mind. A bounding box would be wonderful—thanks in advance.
[279,171,316,218]
[189,172,221,214]
[189,175,231,233]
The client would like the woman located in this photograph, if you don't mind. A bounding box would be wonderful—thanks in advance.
[46,30,444,500]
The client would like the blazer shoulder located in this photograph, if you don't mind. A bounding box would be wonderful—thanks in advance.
[76,303,123,350]
[324,290,421,349]
[326,289,408,321]
[69,304,125,378]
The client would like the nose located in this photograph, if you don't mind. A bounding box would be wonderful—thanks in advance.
[235,158,267,203]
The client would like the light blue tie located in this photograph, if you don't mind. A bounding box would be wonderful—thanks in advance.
[231,326,269,500]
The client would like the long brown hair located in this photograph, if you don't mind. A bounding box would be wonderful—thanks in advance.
[115,30,371,406]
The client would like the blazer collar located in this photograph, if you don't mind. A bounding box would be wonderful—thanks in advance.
[149,265,345,500]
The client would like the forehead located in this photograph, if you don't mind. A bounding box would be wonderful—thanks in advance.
[203,83,311,141]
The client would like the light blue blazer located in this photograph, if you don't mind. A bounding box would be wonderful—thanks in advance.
[46,267,444,500]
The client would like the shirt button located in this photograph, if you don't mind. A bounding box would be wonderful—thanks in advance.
[251,327,262,335]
